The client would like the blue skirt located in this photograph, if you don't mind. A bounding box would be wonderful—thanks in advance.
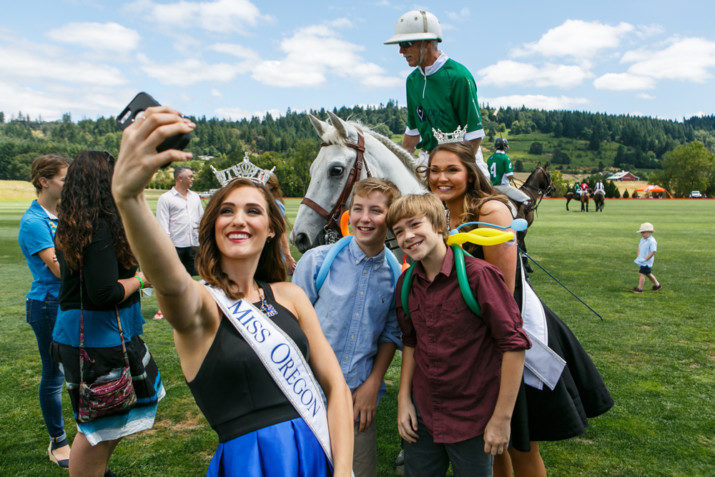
[207,417,332,477]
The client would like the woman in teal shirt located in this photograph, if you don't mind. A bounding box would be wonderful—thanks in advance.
[18,154,71,468]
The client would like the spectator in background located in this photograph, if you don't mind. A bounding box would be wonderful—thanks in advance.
[18,154,71,468]
[52,151,164,476]
[266,173,298,274]
[155,166,204,319]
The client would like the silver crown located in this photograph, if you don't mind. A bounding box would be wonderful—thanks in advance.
[432,125,467,144]
[210,152,275,187]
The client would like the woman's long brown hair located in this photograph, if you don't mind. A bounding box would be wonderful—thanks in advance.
[197,178,286,299]
[55,151,135,271]
[427,142,509,223]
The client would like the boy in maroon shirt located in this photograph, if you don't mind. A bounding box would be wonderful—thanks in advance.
[387,193,530,477]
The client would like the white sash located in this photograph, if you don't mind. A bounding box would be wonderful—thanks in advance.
[519,259,567,390]
[204,284,333,464]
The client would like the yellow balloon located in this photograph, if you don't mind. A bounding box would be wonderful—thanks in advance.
[446,228,515,247]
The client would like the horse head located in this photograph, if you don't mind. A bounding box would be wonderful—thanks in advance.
[291,112,423,253]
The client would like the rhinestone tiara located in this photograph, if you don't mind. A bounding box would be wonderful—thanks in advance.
[432,125,467,144]
[210,152,275,187]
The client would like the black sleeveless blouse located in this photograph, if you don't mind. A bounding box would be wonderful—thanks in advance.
[187,282,309,443]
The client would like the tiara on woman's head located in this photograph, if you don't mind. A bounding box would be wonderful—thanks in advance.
[210,152,275,187]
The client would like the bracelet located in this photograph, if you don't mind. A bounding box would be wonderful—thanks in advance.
[135,275,145,289]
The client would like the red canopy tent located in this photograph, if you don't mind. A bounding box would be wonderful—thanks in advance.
[634,185,673,198]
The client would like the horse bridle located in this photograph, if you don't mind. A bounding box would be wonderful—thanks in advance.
[300,128,372,242]
[519,166,553,212]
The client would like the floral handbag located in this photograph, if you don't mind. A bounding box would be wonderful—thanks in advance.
[76,270,137,423]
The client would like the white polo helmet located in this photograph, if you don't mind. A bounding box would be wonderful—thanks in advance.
[384,10,442,44]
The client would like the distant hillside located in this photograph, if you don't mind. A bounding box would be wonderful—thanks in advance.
[0,104,712,196]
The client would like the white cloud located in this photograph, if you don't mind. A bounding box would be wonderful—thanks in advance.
[0,45,126,86]
[129,0,270,34]
[622,37,715,82]
[478,60,591,88]
[140,57,239,85]
[208,43,259,61]
[252,23,401,88]
[47,22,140,53]
[513,20,634,59]
[328,18,354,29]
[214,106,282,120]
[445,8,470,22]
[482,95,590,110]
[0,81,127,120]
[638,93,655,100]
[211,88,223,98]
[593,73,656,91]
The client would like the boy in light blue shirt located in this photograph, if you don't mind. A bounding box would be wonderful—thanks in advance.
[631,222,661,293]
[293,178,402,476]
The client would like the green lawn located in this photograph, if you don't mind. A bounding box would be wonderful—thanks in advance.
[0,198,713,475]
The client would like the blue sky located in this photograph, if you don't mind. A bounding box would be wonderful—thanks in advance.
[2,0,714,122]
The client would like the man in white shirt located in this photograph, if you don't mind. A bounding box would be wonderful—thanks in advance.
[156,166,204,276]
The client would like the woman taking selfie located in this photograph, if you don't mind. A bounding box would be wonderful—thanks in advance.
[111,107,353,476]
[427,142,612,477]
[52,151,164,476]
[18,155,71,468]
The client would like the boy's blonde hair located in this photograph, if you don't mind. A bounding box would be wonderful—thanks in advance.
[349,177,401,208]
[386,193,449,240]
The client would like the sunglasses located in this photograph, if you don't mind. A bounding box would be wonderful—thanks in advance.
[398,41,417,49]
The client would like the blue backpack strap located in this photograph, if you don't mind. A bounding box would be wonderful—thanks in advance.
[314,236,353,293]
[384,247,402,286]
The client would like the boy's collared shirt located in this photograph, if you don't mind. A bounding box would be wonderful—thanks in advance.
[636,235,657,267]
[293,237,402,397]
[395,247,530,444]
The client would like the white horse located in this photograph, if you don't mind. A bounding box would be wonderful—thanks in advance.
[291,111,425,253]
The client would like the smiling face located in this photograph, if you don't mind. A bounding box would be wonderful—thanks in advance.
[349,190,390,256]
[213,186,274,262]
[428,150,470,203]
[177,168,195,190]
[392,214,443,263]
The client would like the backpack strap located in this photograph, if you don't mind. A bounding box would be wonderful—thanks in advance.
[315,236,353,293]
[399,245,481,320]
[315,236,402,293]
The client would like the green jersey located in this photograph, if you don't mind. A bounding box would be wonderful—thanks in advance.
[487,151,513,186]
[405,55,484,152]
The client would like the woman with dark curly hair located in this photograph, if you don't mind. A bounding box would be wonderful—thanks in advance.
[18,154,71,468]
[52,150,164,476]
[427,142,612,477]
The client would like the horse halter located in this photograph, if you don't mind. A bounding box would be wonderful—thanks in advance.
[300,128,372,243]
[520,166,553,212]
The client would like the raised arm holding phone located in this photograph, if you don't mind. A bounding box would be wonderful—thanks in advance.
[112,106,353,477]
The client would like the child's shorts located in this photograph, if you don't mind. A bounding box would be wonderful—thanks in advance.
[639,265,652,274]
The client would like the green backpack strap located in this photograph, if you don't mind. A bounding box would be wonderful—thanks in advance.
[399,246,481,319]
[452,245,481,317]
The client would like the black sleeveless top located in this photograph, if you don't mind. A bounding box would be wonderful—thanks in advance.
[187,282,309,443]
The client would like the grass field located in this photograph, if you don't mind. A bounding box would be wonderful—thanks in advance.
[0,197,713,476]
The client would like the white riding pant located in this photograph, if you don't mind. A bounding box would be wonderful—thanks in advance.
[494,185,531,204]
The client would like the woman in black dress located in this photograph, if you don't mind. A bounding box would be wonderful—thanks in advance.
[426,142,613,477]
[111,107,353,476]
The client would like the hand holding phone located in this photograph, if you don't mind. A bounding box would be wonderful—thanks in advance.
[116,92,192,153]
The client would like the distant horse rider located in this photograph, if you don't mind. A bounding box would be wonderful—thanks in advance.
[487,138,531,205]
[594,180,605,196]
[384,9,490,180]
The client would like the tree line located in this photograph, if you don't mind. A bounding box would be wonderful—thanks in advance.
[1,104,712,197]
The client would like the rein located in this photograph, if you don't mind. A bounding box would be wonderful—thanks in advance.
[519,167,553,212]
[300,129,371,242]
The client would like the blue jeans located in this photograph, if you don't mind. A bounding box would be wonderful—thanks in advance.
[26,298,66,442]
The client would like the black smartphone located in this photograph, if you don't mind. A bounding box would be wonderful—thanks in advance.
[116,92,191,152]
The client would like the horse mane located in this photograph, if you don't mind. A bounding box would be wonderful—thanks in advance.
[322,119,418,176]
